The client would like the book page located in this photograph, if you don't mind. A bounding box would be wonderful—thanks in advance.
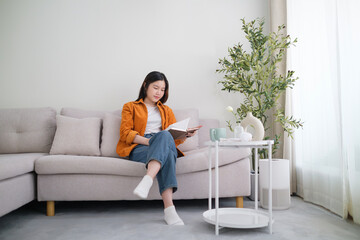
[165,118,190,131]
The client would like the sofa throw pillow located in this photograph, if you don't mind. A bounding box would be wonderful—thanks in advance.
[173,109,200,152]
[100,112,122,158]
[50,115,101,156]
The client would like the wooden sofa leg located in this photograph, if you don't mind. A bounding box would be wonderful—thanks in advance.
[236,196,243,208]
[47,201,55,216]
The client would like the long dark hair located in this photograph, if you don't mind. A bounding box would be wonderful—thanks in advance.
[136,71,169,104]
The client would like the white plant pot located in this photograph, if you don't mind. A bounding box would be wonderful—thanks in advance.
[248,171,260,201]
[259,159,291,210]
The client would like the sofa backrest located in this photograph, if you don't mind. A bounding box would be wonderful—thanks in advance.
[198,119,220,148]
[60,108,122,119]
[0,107,57,153]
[59,107,219,157]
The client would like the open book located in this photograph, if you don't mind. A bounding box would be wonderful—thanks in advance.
[165,118,202,140]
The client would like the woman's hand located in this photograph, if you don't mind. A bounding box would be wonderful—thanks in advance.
[184,126,202,139]
[133,135,151,146]
[185,126,202,139]
[185,130,197,138]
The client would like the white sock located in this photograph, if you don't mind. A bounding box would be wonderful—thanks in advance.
[164,206,184,225]
[133,175,153,199]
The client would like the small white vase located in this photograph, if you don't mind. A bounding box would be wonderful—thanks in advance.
[234,124,244,138]
[240,112,264,141]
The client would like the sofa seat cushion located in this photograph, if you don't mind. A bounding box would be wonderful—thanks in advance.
[35,146,251,176]
[0,153,47,181]
[176,146,251,175]
[35,155,147,177]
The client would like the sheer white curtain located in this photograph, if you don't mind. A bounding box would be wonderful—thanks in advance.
[286,0,360,223]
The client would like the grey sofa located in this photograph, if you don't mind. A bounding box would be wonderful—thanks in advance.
[0,107,251,217]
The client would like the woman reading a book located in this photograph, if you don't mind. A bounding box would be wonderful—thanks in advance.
[116,71,199,225]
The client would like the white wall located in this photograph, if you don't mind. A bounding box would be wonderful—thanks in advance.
[0,0,269,129]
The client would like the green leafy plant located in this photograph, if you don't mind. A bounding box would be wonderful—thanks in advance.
[217,18,303,159]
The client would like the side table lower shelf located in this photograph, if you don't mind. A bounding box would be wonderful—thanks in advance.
[203,208,274,229]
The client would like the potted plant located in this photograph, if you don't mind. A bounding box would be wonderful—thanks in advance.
[216,18,303,207]
[217,17,303,159]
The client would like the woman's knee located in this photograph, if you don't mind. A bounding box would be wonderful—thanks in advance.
[151,131,174,144]
[157,130,172,139]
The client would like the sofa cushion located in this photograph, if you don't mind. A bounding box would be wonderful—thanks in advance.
[0,153,47,181]
[173,109,200,152]
[60,108,123,157]
[35,155,146,177]
[100,113,122,158]
[35,146,251,176]
[176,146,251,175]
[0,107,56,154]
[50,115,102,156]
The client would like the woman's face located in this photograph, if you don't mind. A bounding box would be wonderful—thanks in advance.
[145,80,166,104]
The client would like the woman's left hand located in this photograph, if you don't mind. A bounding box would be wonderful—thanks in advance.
[185,131,197,138]
[180,126,202,140]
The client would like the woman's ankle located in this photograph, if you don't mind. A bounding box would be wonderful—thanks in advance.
[164,203,174,209]
[161,188,174,209]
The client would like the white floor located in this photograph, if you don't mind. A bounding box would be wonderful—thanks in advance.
[0,196,359,240]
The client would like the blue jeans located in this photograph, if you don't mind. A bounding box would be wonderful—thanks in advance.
[129,131,178,195]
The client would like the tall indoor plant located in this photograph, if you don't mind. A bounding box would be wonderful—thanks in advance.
[217,18,303,159]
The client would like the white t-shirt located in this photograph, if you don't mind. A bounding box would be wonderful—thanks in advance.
[144,105,162,134]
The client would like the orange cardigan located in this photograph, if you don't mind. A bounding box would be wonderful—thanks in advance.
[116,99,185,158]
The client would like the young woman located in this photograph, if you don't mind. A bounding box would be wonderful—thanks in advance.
[116,71,198,225]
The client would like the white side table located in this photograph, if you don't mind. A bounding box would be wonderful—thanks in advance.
[203,140,274,235]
